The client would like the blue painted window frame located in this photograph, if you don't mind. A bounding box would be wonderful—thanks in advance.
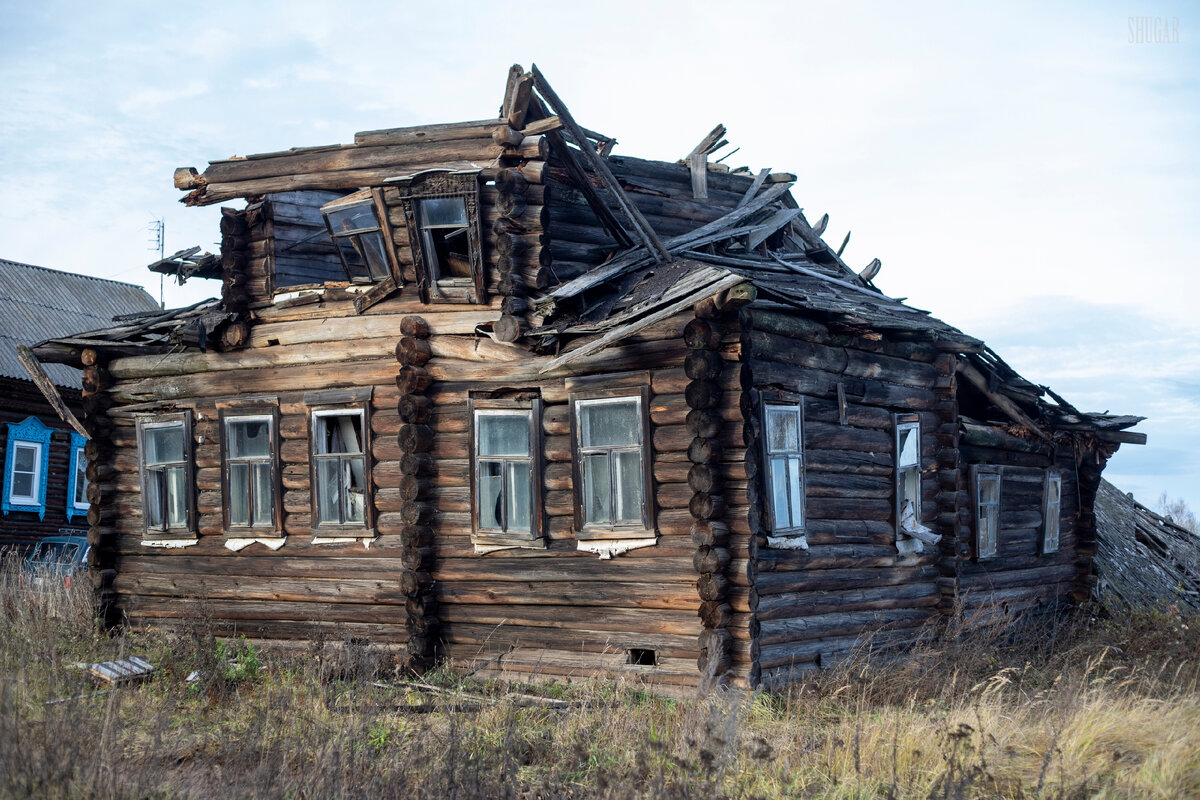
[3,416,53,519]
[67,432,88,521]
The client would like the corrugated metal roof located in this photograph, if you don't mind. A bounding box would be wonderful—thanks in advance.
[0,259,160,389]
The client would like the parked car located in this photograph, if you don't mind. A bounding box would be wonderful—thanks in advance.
[23,535,90,588]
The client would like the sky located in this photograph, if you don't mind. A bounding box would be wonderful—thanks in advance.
[0,0,1196,511]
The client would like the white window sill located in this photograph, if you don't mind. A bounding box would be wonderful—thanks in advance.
[765,534,809,550]
[312,534,376,549]
[141,538,199,549]
[225,537,287,552]
[577,538,657,559]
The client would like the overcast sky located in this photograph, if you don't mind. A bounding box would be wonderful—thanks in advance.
[1,0,1196,511]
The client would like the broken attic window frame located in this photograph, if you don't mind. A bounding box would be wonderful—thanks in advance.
[321,189,393,284]
[971,465,1002,560]
[1042,470,1062,555]
[392,169,486,305]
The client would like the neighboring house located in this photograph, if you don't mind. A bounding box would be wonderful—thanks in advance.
[0,259,159,551]
[32,66,1144,691]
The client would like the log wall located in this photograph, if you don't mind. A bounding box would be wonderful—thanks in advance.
[426,312,709,689]
[736,305,950,689]
[949,424,1087,622]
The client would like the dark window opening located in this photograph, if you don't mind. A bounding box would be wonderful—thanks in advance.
[628,648,657,666]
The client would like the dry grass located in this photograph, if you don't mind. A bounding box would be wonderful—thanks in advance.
[0,557,1197,799]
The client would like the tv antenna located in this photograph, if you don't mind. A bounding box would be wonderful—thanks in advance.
[148,218,165,308]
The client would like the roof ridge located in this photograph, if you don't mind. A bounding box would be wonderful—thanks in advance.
[0,257,153,292]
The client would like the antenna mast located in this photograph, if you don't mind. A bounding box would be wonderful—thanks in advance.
[148,218,165,308]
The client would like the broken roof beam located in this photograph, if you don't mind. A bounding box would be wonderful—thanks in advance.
[17,345,89,438]
[531,64,670,263]
[957,358,1052,442]
[548,180,796,301]
[540,269,745,373]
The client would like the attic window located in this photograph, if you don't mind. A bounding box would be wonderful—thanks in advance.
[392,169,485,305]
[321,190,392,283]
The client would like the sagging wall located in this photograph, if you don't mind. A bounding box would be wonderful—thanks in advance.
[952,425,1085,618]
[734,304,956,690]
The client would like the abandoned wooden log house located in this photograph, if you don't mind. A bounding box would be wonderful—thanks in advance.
[31,65,1145,691]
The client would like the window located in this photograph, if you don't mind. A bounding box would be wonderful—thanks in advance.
[137,415,194,534]
[223,413,278,532]
[972,466,1001,559]
[895,416,922,535]
[67,433,88,520]
[311,409,369,529]
[470,398,542,545]
[573,393,651,535]
[1042,471,1062,554]
[762,402,805,535]
[3,416,53,519]
[393,169,485,304]
[321,190,392,282]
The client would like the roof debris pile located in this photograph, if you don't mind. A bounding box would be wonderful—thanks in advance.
[1094,479,1200,612]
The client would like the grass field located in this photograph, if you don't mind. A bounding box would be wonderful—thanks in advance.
[1,560,1197,799]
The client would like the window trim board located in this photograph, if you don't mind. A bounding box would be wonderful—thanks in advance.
[2,416,53,518]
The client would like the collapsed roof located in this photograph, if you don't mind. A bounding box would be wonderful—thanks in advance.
[34,64,1143,446]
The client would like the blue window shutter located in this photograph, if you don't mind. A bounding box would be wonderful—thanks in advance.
[66,432,88,521]
[3,416,54,520]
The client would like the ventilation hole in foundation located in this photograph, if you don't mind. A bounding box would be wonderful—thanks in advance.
[628,648,657,666]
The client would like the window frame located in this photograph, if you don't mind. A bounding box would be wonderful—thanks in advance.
[320,189,398,284]
[970,464,1002,560]
[67,432,88,520]
[220,408,282,535]
[308,404,374,535]
[468,396,544,548]
[894,415,923,537]
[1042,470,1062,555]
[2,416,53,519]
[392,169,486,305]
[136,413,196,537]
[569,384,655,539]
[760,398,806,537]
